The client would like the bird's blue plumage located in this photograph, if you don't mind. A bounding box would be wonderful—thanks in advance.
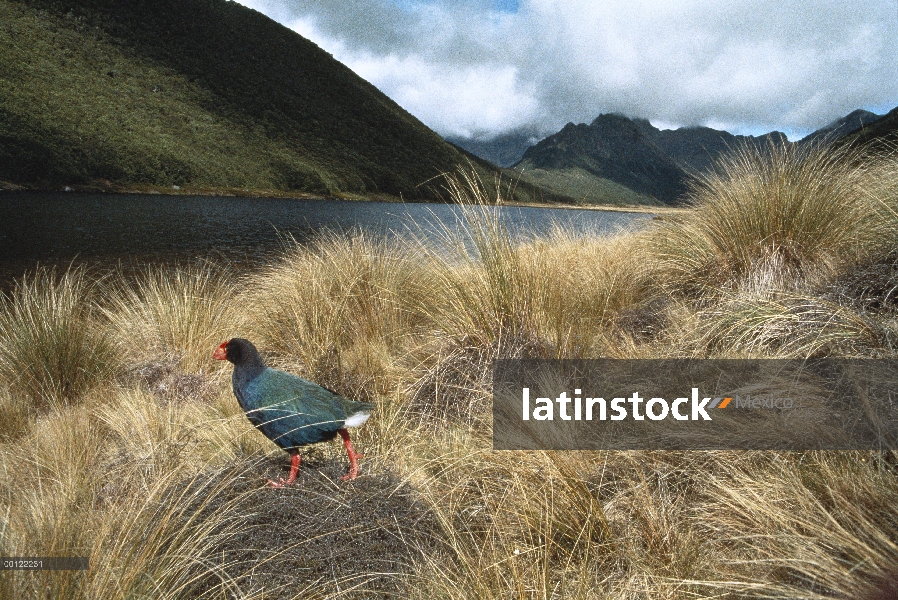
[217,338,373,482]
[235,367,373,448]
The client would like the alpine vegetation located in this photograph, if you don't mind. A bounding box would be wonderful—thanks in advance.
[0,144,897,598]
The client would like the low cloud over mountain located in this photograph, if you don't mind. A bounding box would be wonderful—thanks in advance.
[239,0,897,142]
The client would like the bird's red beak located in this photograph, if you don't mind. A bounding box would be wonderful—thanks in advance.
[212,340,229,361]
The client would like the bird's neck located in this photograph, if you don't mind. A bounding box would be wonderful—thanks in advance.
[234,357,266,383]
[232,357,267,412]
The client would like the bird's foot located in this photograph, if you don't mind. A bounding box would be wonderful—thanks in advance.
[267,454,301,488]
[341,452,364,481]
[338,429,364,481]
[266,476,295,488]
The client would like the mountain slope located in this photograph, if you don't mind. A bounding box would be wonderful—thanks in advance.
[654,126,788,174]
[839,105,898,147]
[799,109,881,146]
[516,115,688,204]
[0,0,551,201]
[513,113,806,205]
[446,131,539,168]
[515,114,787,205]
[513,166,660,207]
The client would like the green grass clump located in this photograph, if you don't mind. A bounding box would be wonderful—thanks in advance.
[0,267,117,408]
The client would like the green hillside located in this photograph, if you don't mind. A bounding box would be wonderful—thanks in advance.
[513,166,660,207]
[515,116,688,205]
[0,0,561,202]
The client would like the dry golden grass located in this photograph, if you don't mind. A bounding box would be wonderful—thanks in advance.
[418,211,650,357]
[103,262,245,374]
[650,142,897,295]
[1,146,898,598]
[0,267,119,410]
[0,387,270,599]
[241,232,435,403]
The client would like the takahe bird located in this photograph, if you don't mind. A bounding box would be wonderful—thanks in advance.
[213,338,373,486]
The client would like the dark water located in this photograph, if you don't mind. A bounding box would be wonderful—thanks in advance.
[0,191,651,284]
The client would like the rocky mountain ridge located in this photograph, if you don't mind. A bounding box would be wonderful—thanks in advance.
[509,108,889,204]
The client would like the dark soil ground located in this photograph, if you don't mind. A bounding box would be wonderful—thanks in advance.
[185,452,441,599]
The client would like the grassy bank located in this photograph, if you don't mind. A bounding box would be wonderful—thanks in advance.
[1,143,897,598]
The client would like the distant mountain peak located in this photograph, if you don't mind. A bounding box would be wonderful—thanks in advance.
[591,112,635,123]
[799,109,881,144]
[455,107,895,206]
[838,105,898,146]
[517,113,687,204]
[445,128,545,168]
[514,112,802,205]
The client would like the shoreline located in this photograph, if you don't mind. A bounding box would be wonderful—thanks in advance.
[0,180,689,215]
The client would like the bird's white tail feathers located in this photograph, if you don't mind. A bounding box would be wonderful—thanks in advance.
[343,411,371,428]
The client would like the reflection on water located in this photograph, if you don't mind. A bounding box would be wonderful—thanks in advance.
[0,191,651,284]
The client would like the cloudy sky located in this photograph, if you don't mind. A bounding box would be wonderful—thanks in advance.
[237,0,898,141]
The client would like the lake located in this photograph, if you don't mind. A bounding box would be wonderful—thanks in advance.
[0,191,652,284]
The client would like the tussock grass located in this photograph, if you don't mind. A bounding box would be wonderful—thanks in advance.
[864,140,898,220]
[421,204,542,349]
[104,262,243,374]
[0,384,31,440]
[648,142,898,357]
[0,267,118,408]
[419,173,653,356]
[695,451,898,598]
[244,233,432,399]
[2,146,898,598]
[651,142,897,294]
[83,462,265,600]
[690,290,887,358]
[408,449,618,599]
[0,386,273,599]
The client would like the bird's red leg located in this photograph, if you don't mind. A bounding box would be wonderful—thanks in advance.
[267,453,301,488]
[338,428,364,481]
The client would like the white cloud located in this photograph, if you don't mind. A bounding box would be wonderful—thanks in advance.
[237,0,898,140]
[281,14,539,137]
[351,57,539,138]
